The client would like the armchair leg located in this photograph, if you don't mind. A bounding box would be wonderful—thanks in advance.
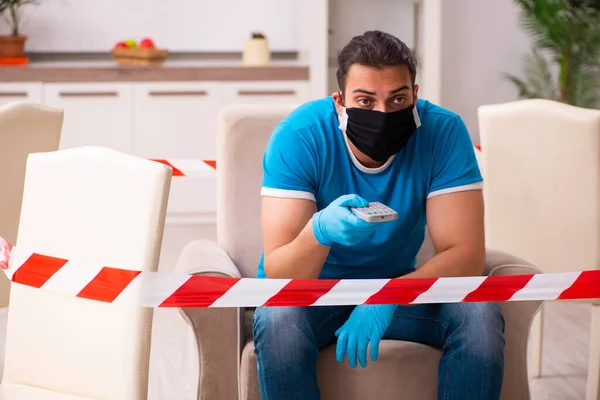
[586,301,600,400]
[529,303,545,379]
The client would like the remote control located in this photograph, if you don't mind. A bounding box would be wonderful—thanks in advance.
[350,202,398,223]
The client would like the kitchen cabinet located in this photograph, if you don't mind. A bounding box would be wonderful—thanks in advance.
[132,82,218,224]
[5,78,311,271]
[131,81,310,225]
[131,81,222,271]
[132,82,222,160]
[222,81,310,107]
[0,83,42,107]
[42,83,133,153]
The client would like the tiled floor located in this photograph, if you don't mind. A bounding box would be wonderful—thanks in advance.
[0,301,592,399]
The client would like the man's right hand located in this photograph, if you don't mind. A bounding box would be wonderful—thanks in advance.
[312,194,381,247]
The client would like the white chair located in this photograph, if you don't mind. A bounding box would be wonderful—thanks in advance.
[0,146,172,400]
[0,101,64,308]
[478,98,600,400]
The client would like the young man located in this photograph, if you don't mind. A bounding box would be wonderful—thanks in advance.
[254,30,505,400]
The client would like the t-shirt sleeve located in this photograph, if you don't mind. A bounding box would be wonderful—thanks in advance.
[427,115,483,198]
[261,122,318,201]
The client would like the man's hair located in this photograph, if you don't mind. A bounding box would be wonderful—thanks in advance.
[336,30,417,93]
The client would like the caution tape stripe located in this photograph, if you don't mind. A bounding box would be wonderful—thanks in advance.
[312,278,390,307]
[151,145,474,177]
[40,259,105,297]
[558,270,600,300]
[150,159,216,177]
[149,145,477,177]
[509,272,579,301]
[114,271,191,307]
[2,238,599,308]
[411,275,487,304]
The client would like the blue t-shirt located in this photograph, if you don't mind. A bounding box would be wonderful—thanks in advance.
[257,97,482,279]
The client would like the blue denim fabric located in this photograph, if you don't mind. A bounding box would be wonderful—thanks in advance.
[253,303,505,400]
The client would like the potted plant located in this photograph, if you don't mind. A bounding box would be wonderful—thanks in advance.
[0,0,40,58]
[506,0,600,109]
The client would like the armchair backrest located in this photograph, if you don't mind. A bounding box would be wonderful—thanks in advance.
[216,104,297,277]
[0,101,63,308]
[2,146,171,400]
[0,101,63,247]
[478,99,600,273]
[216,103,439,277]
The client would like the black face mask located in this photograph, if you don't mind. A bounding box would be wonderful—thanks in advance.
[342,104,418,162]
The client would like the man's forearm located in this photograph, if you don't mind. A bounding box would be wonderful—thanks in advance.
[402,244,485,280]
[263,217,331,279]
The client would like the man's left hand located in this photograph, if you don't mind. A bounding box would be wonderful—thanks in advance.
[335,304,397,368]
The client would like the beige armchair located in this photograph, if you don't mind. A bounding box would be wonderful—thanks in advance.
[0,101,64,308]
[175,104,542,400]
[478,99,600,400]
[0,146,171,400]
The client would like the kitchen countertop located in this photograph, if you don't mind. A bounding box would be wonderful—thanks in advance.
[0,57,310,83]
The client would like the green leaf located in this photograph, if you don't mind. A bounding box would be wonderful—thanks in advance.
[510,0,600,109]
[505,74,539,98]
[506,48,558,100]
[573,64,600,107]
[516,4,558,52]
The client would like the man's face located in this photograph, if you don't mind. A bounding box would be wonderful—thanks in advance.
[333,64,418,114]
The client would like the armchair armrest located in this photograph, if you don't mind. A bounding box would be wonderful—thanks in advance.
[484,248,541,277]
[484,248,542,400]
[175,240,241,400]
[174,239,242,278]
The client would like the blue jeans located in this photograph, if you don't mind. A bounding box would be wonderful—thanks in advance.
[253,302,505,400]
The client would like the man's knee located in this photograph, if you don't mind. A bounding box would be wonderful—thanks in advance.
[446,302,505,359]
[253,306,316,352]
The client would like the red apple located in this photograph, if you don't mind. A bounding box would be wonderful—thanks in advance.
[114,41,128,49]
[139,38,155,49]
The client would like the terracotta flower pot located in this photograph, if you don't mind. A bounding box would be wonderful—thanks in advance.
[0,35,28,58]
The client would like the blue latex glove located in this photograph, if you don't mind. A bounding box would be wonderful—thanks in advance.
[335,304,398,368]
[312,194,381,247]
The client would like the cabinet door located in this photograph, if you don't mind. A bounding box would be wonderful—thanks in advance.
[132,82,221,222]
[132,82,222,160]
[222,81,311,106]
[42,83,133,153]
[0,83,42,106]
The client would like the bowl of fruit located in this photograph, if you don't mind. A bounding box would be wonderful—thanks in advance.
[111,38,168,66]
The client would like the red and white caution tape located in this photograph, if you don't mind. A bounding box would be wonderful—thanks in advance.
[14,148,581,308]
[150,159,216,177]
[149,146,479,177]
[1,237,599,308]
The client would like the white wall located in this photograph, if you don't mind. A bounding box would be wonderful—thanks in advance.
[6,0,299,52]
[327,0,418,94]
[328,0,417,60]
[439,0,531,143]
[297,0,329,98]
[419,0,442,104]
